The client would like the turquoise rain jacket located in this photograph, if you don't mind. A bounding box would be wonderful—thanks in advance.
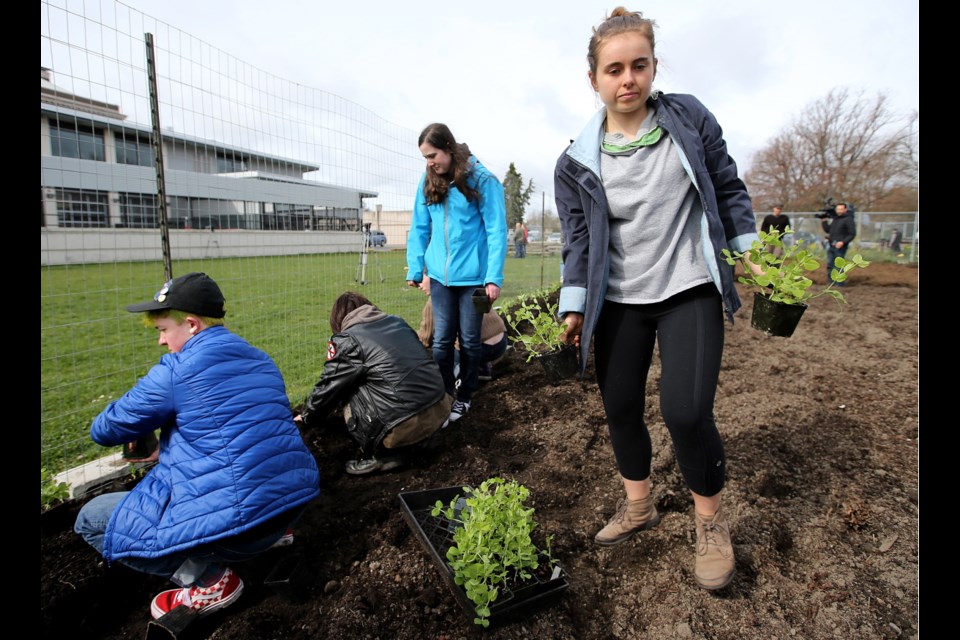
[406,156,507,287]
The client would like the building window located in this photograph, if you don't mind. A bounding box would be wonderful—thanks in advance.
[216,151,247,173]
[120,193,158,228]
[50,120,105,162]
[268,203,313,231]
[55,189,108,227]
[116,133,153,167]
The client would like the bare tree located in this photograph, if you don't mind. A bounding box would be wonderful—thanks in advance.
[746,88,918,211]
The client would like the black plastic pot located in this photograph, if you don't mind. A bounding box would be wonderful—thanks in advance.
[751,292,808,337]
[538,344,579,384]
[122,432,159,461]
[472,288,492,313]
[398,486,569,627]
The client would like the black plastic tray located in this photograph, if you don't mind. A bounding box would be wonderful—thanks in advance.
[398,485,569,626]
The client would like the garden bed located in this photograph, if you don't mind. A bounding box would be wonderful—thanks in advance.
[40,262,918,640]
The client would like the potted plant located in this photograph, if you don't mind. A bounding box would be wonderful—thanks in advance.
[721,227,871,337]
[505,293,578,383]
[398,478,568,628]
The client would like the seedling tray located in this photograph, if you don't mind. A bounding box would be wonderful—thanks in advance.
[398,485,569,627]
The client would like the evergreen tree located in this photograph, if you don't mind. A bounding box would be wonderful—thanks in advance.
[502,163,535,227]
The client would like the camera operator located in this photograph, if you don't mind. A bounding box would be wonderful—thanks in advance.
[821,202,856,286]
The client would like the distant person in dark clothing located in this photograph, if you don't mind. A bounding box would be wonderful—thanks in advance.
[889,228,903,253]
[760,205,791,255]
[822,202,857,285]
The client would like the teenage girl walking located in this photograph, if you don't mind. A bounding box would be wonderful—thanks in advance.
[555,7,761,590]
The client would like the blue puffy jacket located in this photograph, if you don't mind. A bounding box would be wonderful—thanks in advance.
[91,326,321,562]
[406,156,508,287]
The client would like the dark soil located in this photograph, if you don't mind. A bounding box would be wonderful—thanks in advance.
[41,262,919,640]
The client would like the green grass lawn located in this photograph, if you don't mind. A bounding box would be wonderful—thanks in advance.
[40,251,562,475]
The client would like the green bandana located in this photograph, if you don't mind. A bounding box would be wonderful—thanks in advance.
[601,126,664,152]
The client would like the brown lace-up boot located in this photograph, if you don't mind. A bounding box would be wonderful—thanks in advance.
[594,495,660,546]
[694,508,735,590]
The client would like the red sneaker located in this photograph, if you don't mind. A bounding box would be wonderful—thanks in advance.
[270,527,295,549]
[150,567,244,619]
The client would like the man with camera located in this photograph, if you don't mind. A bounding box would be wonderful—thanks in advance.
[820,202,857,286]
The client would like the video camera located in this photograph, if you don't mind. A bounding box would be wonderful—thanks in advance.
[814,198,856,220]
[815,197,838,220]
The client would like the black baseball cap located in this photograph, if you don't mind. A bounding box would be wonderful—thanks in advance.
[125,272,226,318]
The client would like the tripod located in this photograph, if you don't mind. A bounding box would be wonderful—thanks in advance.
[355,231,384,285]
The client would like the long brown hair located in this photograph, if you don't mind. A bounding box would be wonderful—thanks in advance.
[329,292,373,333]
[418,123,479,205]
[417,299,434,348]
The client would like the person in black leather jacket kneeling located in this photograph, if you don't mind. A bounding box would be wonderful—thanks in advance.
[297,292,452,475]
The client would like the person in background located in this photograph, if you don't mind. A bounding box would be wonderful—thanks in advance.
[821,202,857,286]
[888,227,903,253]
[554,7,763,591]
[513,222,527,258]
[761,204,790,235]
[406,123,507,424]
[298,292,452,474]
[761,204,791,255]
[74,272,320,620]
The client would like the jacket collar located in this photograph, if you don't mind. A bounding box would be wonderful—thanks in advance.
[341,304,387,330]
[566,108,607,175]
[566,90,664,175]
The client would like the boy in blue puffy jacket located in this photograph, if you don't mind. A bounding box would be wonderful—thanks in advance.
[74,272,321,620]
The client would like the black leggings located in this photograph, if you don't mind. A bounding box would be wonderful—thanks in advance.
[594,283,726,497]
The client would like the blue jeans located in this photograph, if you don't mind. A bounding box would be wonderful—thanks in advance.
[75,491,295,586]
[826,243,849,285]
[429,279,482,401]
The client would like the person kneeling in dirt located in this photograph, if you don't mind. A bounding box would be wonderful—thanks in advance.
[74,272,321,620]
[297,292,452,475]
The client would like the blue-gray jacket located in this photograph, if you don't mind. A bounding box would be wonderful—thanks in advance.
[91,325,321,562]
[555,93,759,372]
[406,156,508,287]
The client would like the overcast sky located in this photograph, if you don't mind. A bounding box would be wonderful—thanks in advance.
[79,0,920,206]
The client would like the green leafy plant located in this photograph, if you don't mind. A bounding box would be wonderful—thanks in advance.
[505,295,569,363]
[41,467,70,511]
[722,227,871,305]
[431,477,557,627]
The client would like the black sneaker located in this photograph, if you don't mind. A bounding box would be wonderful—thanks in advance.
[344,456,403,476]
[478,363,493,382]
[449,400,471,422]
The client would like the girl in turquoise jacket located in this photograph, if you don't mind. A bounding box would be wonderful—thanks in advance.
[406,123,507,424]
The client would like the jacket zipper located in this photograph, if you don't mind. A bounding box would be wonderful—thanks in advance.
[443,197,450,285]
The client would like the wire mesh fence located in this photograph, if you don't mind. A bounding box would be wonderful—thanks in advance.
[40,0,564,486]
